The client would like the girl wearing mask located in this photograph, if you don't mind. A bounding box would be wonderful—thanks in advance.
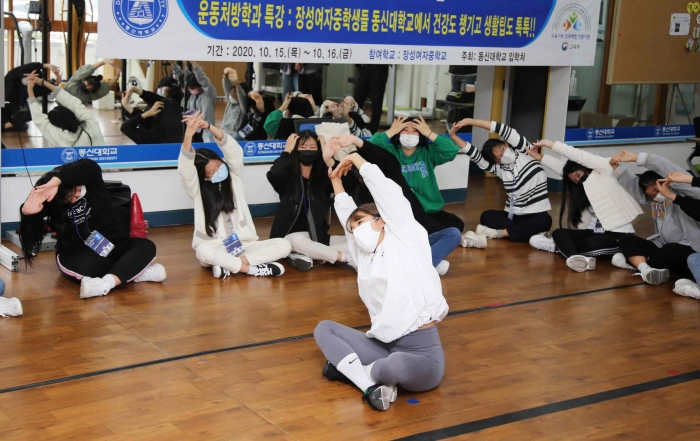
[26,73,105,147]
[238,87,275,141]
[450,118,552,246]
[65,60,120,105]
[609,151,700,285]
[171,61,217,142]
[178,113,291,279]
[369,116,463,232]
[525,140,642,272]
[19,159,166,299]
[314,153,448,411]
[267,132,353,271]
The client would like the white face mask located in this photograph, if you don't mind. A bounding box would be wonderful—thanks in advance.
[654,194,667,203]
[78,186,87,200]
[353,219,382,253]
[399,134,420,149]
[499,148,516,165]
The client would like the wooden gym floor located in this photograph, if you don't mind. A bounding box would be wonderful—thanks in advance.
[1,175,700,440]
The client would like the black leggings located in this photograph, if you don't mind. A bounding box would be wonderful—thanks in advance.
[479,210,552,242]
[428,210,465,233]
[617,235,694,277]
[56,238,157,284]
[552,229,628,259]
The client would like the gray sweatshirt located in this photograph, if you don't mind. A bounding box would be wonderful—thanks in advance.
[614,152,700,251]
[172,64,217,142]
[65,64,111,105]
[221,77,248,137]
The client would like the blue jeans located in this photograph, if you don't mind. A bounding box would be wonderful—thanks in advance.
[688,253,700,283]
[282,73,299,97]
[429,228,462,267]
[0,279,5,296]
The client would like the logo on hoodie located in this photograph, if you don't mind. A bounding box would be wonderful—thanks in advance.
[113,0,168,38]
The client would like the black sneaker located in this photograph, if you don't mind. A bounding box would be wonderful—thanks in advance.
[254,262,285,277]
[362,384,396,411]
[286,252,313,272]
[322,361,351,383]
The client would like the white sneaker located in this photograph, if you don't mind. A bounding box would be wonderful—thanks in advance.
[529,235,556,253]
[566,255,596,272]
[673,280,700,299]
[462,231,487,249]
[476,224,498,239]
[0,297,23,317]
[636,267,670,285]
[79,277,111,299]
[212,266,231,280]
[286,252,314,272]
[436,260,450,276]
[134,263,167,283]
[611,253,636,270]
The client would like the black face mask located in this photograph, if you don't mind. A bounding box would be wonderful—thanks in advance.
[298,150,318,166]
[579,173,590,184]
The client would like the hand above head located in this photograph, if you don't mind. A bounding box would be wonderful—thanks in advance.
[279,92,293,112]
[666,171,693,184]
[533,139,554,149]
[143,101,164,118]
[410,115,432,137]
[611,150,638,164]
[453,118,474,130]
[22,188,51,215]
[182,112,206,136]
[385,116,410,138]
[284,133,299,153]
[525,145,543,161]
[34,177,61,202]
[336,134,357,148]
[657,179,677,201]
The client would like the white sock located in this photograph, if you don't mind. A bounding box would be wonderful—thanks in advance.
[246,265,259,276]
[363,362,376,382]
[336,353,375,392]
[638,262,650,272]
[101,275,117,289]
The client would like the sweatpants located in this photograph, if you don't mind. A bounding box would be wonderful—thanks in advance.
[195,238,292,273]
[285,232,348,264]
[314,320,444,392]
[617,235,694,277]
[480,210,552,242]
[56,238,156,284]
[428,210,465,233]
[429,228,462,266]
[552,229,628,259]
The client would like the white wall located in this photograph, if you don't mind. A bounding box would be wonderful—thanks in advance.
[1,159,470,225]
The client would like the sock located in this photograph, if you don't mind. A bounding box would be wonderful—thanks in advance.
[496,230,505,238]
[336,353,375,392]
[101,275,117,289]
[247,265,259,276]
[638,262,650,272]
[339,252,349,263]
[363,362,376,382]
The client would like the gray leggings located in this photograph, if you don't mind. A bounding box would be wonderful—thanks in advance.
[313,320,445,392]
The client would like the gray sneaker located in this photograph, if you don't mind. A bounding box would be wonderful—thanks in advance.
[363,384,396,411]
[286,253,313,272]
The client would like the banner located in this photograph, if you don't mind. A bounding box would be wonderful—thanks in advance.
[565,125,695,146]
[98,0,601,65]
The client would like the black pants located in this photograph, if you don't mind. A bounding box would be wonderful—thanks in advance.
[617,235,694,277]
[480,210,552,242]
[353,64,390,133]
[552,228,628,259]
[298,70,324,108]
[56,238,157,284]
[428,211,464,233]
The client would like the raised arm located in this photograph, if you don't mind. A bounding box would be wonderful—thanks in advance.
[411,116,459,166]
[53,87,95,124]
[458,118,533,153]
[535,139,612,172]
[191,62,216,98]
[206,123,244,177]
[613,167,649,205]
[449,123,496,173]
[177,115,205,200]
[266,134,297,195]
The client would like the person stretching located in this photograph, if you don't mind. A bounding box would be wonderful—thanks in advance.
[178,113,291,279]
[314,153,448,411]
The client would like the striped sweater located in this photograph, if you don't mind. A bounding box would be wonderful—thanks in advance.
[463,122,551,215]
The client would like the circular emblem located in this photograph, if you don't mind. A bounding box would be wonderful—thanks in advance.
[562,42,569,51]
[586,129,595,140]
[61,148,78,163]
[113,0,168,38]
[244,142,258,157]
[654,127,662,137]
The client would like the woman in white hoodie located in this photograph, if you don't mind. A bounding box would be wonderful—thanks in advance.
[178,113,291,279]
[314,153,448,412]
[527,139,643,272]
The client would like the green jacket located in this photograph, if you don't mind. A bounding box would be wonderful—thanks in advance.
[369,132,460,213]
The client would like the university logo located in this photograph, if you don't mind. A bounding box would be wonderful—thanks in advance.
[654,127,662,137]
[113,0,168,38]
[552,4,592,34]
[61,147,78,163]
[586,129,595,140]
[244,142,258,156]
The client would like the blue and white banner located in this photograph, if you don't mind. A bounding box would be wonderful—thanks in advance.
[99,0,601,65]
[565,124,695,146]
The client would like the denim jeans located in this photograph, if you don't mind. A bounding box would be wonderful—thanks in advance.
[0,278,4,296]
[282,73,299,97]
[429,228,462,267]
[688,253,700,283]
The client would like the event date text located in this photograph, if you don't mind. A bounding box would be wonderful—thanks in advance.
[206,45,353,60]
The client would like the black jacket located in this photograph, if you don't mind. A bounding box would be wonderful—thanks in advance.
[120,90,183,144]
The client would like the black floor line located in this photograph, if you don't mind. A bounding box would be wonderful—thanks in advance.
[394,370,700,441]
[0,282,644,395]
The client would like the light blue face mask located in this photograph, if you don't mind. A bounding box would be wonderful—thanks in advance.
[209,164,229,183]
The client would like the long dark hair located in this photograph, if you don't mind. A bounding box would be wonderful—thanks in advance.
[194,148,235,237]
[84,75,102,91]
[481,139,510,167]
[288,97,315,118]
[559,160,592,228]
[389,117,428,148]
[290,130,327,181]
[19,169,75,265]
[47,106,92,146]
